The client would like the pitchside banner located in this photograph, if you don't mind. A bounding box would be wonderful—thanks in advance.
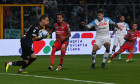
[0,31,140,56]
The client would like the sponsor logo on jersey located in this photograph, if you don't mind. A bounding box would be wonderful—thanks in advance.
[98,22,107,26]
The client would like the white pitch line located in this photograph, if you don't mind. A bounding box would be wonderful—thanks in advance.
[0,73,116,84]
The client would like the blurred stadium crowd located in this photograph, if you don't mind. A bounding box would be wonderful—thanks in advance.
[1,0,140,4]
[1,0,140,31]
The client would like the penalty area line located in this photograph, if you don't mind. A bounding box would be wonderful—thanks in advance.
[0,73,116,84]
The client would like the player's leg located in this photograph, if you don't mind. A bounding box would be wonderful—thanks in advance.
[126,47,134,62]
[48,47,57,71]
[110,37,118,58]
[118,46,122,60]
[109,50,121,61]
[102,42,110,68]
[108,44,127,63]
[5,60,28,73]
[56,42,68,71]
[91,43,100,69]
[5,37,30,73]
[109,45,116,58]
[18,53,37,73]
[48,41,61,71]
[118,38,125,60]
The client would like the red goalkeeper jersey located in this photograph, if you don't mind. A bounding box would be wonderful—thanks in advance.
[52,22,71,43]
[124,29,140,46]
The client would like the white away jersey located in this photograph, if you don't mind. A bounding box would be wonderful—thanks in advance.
[115,22,130,37]
[87,17,115,37]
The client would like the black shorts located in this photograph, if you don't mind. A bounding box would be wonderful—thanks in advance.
[20,37,34,60]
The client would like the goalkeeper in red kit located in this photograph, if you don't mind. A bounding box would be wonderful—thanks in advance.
[108,23,140,63]
[48,12,71,71]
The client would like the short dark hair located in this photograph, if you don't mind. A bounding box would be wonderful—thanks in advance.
[56,12,64,18]
[133,22,137,24]
[39,14,48,21]
[97,10,104,14]
[120,15,124,18]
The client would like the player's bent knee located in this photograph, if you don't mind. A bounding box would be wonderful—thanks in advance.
[31,53,36,58]
[23,60,29,64]
[61,49,66,54]
[30,58,36,62]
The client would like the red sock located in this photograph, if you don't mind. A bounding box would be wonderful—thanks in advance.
[110,52,118,60]
[51,47,56,66]
[128,53,133,59]
[60,50,65,66]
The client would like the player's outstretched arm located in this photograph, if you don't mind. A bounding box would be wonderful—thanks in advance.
[80,22,89,30]
[110,30,117,38]
[32,36,44,41]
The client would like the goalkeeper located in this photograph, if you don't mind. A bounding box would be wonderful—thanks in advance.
[5,15,49,73]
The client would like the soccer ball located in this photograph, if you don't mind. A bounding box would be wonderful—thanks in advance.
[38,29,49,38]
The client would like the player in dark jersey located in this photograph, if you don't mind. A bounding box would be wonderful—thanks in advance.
[48,12,71,71]
[108,23,140,63]
[5,15,49,73]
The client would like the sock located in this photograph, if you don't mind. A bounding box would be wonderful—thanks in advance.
[110,52,118,60]
[128,53,133,59]
[8,62,12,66]
[51,47,56,66]
[119,54,121,57]
[60,50,65,65]
[19,68,24,71]
[102,52,109,63]
[21,58,36,69]
[92,52,96,64]
[12,61,27,66]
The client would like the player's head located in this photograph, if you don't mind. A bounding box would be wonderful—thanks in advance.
[56,12,64,23]
[120,16,125,22]
[132,23,138,30]
[39,15,49,26]
[97,10,104,21]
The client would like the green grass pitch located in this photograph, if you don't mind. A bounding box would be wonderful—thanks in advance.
[0,55,140,84]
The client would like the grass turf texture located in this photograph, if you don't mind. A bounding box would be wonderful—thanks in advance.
[0,55,140,84]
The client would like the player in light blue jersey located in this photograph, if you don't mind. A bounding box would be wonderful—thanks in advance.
[83,10,122,69]
[110,16,130,60]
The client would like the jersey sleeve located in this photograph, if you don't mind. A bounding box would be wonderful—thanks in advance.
[66,23,71,33]
[32,26,38,37]
[86,19,96,29]
[107,17,115,25]
[126,23,130,30]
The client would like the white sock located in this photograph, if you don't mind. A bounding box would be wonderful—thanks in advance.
[102,52,109,63]
[92,53,96,63]
[8,62,12,66]
[19,69,24,71]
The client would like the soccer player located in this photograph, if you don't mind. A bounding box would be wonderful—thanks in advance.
[48,12,71,71]
[108,23,139,63]
[83,11,122,69]
[5,15,49,73]
[110,16,130,60]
